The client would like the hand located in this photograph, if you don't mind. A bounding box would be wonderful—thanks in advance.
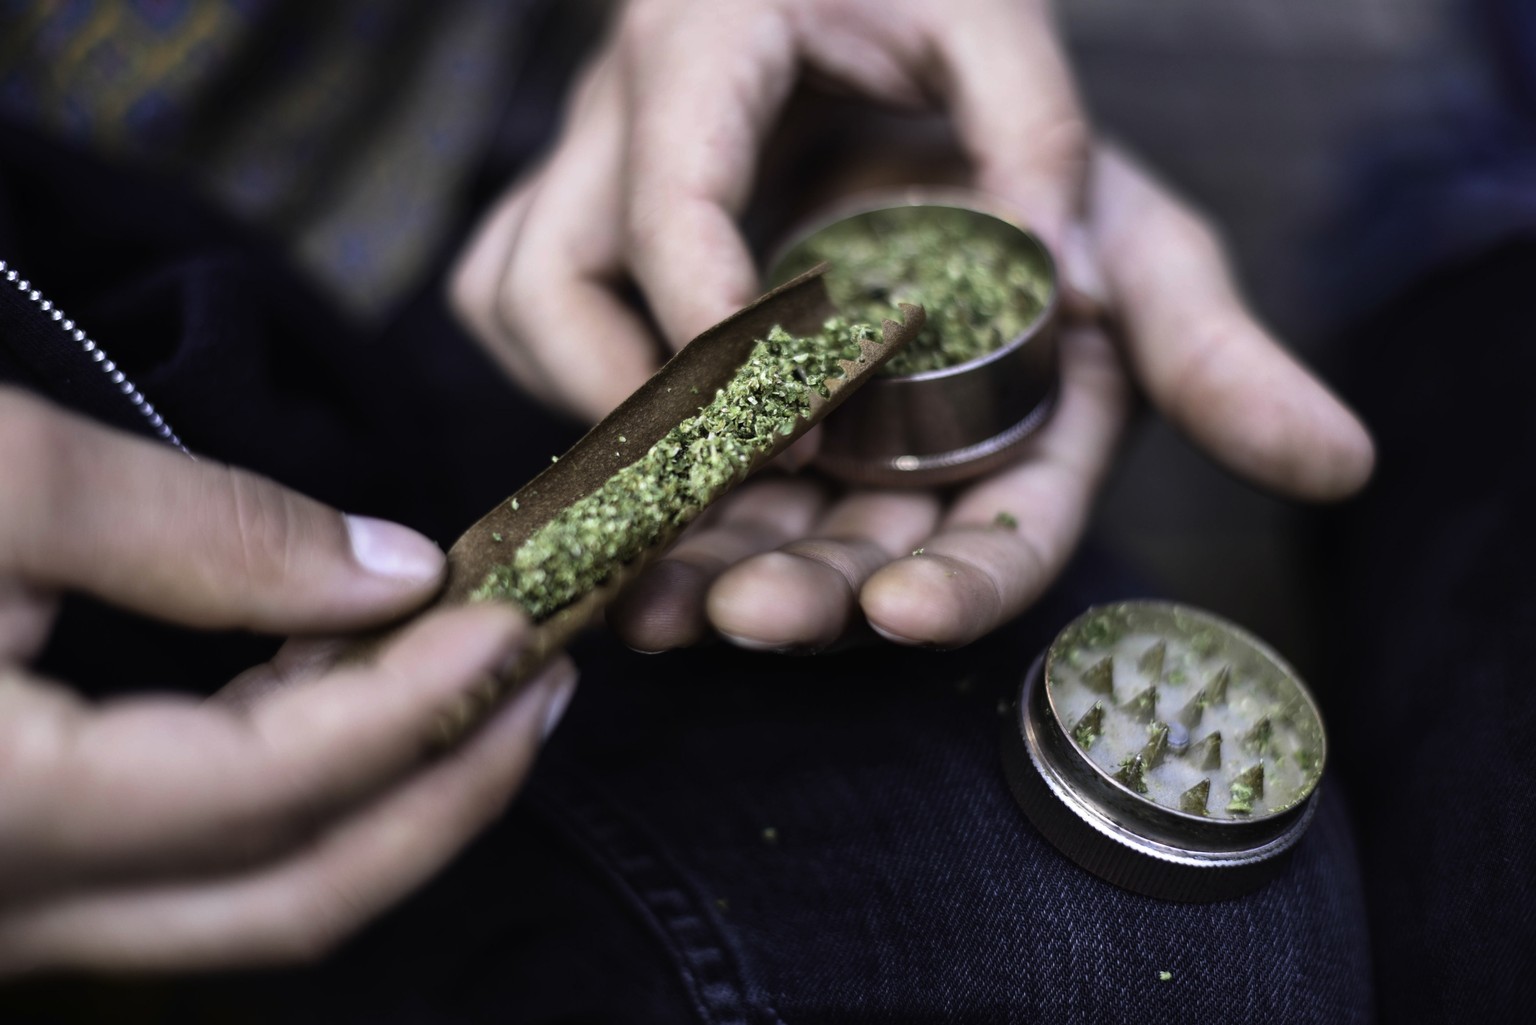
[449,0,1374,652]
[606,147,1375,651]
[0,390,576,975]
[451,0,1088,420]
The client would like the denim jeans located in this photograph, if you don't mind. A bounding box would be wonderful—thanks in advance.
[97,553,1365,1025]
[1322,239,1536,1025]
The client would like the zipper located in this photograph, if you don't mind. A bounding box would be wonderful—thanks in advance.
[0,258,188,455]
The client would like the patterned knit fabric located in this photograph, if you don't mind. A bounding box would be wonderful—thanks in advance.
[0,0,540,318]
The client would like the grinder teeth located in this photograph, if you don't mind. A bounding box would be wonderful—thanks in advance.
[1242,717,1273,755]
[1121,686,1158,723]
[1177,692,1205,730]
[1180,779,1211,815]
[1141,722,1170,769]
[1114,755,1149,795]
[1071,703,1105,749]
[1055,618,1320,821]
[1081,657,1115,697]
[1205,665,1232,706]
[1227,764,1265,815]
[1187,731,1222,771]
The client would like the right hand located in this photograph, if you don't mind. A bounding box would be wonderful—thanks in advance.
[0,389,576,976]
[450,0,1089,420]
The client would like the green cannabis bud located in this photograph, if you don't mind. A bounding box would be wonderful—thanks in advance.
[796,207,1049,377]
[472,318,880,619]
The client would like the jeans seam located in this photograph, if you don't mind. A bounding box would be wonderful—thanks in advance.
[531,768,785,1025]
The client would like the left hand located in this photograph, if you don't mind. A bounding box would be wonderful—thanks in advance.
[0,395,577,974]
[606,146,1375,652]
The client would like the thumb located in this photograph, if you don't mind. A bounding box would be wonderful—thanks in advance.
[0,388,444,633]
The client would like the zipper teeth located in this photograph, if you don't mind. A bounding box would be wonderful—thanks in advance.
[1,259,188,454]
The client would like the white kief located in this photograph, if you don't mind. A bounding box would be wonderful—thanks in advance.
[1050,632,1317,819]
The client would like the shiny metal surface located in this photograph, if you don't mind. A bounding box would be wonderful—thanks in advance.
[1001,601,1324,902]
[766,190,1060,488]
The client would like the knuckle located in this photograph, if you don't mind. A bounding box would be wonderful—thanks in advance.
[0,389,61,490]
[1038,116,1092,174]
[277,879,367,964]
[0,671,83,828]
[617,1,671,48]
[242,864,365,967]
[497,247,541,334]
[218,467,310,598]
[1167,320,1250,417]
[0,391,71,565]
[622,190,683,277]
[977,116,1091,198]
[450,186,537,339]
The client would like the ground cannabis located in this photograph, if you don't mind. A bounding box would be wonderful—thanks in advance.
[471,318,879,619]
[795,207,1050,377]
[1226,764,1265,815]
[1072,703,1105,749]
[1114,755,1149,795]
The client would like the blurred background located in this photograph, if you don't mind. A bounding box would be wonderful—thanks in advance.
[1061,0,1473,667]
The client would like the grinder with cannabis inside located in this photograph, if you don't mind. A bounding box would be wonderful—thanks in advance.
[769,189,1062,488]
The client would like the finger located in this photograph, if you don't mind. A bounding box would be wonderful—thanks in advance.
[619,4,797,343]
[0,658,576,976]
[212,636,354,712]
[1088,145,1375,499]
[706,490,941,651]
[0,579,58,662]
[447,170,552,395]
[607,475,826,652]
[861,326,1129,647]
[451,58,659,422]
[0,389,443,633]
[493,58,661,420]
[932,0,1090,249]
[5,604,530,885]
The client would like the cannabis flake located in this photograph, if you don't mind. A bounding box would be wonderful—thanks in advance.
[472,318,879,619]
[795,207,1048,376]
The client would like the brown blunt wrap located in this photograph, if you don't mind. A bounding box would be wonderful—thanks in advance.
[353,265,922,692]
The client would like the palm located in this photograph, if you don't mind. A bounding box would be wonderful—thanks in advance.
[608,324,1128,652]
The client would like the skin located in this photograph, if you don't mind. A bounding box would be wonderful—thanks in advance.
[0,389,576,976]
[450,0,1375,654]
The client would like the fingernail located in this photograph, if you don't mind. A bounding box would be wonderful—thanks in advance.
[540,667,578,740]
[716,630,783,653]
[346,515,444,582]
[869,622,944,649]
[716,630,821,655]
